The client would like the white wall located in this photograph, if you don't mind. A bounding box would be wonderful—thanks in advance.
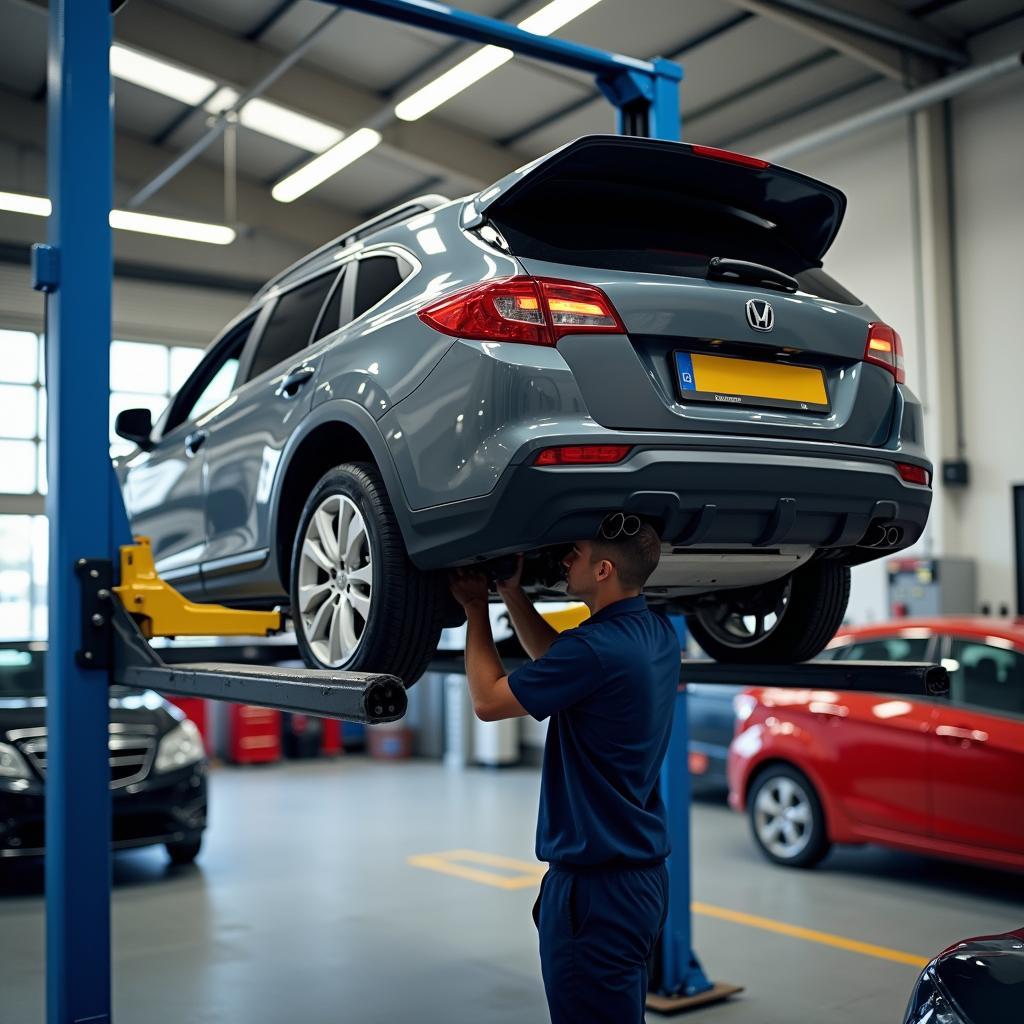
[947,22,1024,613]
[732,19,1024,622]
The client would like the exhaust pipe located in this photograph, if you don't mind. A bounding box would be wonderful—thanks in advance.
[861,524,890,548]
[861,523,904,548]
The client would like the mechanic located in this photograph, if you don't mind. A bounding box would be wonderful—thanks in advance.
[449,513,681,1023]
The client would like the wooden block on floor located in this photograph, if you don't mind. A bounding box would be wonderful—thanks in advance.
[646,981,744,1015]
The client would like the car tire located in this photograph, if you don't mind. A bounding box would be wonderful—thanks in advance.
[165,836,202,865]
[747,764,830,869]
[685,560,850,663]
[290,462,445,685]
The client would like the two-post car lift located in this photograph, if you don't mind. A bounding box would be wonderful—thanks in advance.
[33,2,948,1021]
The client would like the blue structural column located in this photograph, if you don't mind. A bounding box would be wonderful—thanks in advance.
[657,686,714,998]
[43,1,114,1021]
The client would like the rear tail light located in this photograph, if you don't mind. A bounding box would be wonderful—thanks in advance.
[690,144,770,170]
[896,462,930,486]
[534,444,632,466]
[418,276,624,346]
[864,322,906,384]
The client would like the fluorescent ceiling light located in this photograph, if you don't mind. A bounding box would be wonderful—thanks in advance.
[0,190,234,245]
[394,0,604,122]
[272,128,382,203]
[0,191,51,217]
[109,210,235,245]
[205,87,344,154]
[517,0,604,36]
[110,44,215,107]
[394,46,512,122]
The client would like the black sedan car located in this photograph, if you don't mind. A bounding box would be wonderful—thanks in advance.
[0,643,207,863]
[904,927,1024,1023]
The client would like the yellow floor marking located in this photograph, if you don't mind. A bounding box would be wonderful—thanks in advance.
[692,902,929,968]
[409,852,928,965]
[408,849,546,890]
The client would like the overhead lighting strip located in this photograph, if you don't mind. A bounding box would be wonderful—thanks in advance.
[111,46,343,155]
[272,0,606,203]
[271,128,383,204]
[394,0,605,122]
[0,191,236,245]
[204,87,344,154]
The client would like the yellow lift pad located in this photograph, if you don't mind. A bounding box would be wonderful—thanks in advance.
[540,604,590,633]
[114,537,282,639]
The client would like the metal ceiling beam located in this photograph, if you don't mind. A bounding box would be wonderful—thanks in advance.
[15,0,520,191]
[758,50,1023,162]
[0,88,360,252]
[724,0,947,83]
[127,7,344,209]
[757,0,967,65]
[110,0,521,190]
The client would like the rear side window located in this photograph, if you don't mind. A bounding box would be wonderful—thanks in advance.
[247,271,338,381]
[313,267,346,341]
[949,640,1024,716]
[491,192,859,304]
[353,254,411,319]
[836,636,930,662]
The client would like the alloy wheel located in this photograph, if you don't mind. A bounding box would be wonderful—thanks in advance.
[296,493,374,667]
[753,774,814,860]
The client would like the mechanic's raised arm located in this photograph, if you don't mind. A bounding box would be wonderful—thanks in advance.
[496,555,559,661]
[450,569,527,722]
[500,587,559,661]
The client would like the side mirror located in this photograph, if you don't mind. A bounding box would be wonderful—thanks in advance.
[115,408,154,451]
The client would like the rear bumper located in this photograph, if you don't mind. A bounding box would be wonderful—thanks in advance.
[402,440,931,569]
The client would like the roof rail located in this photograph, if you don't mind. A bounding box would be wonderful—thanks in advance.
[257,194,450,298]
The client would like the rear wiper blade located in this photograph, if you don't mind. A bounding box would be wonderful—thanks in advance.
[707,257,798,293]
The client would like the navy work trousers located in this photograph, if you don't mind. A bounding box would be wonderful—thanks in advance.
[534,862,669,1023]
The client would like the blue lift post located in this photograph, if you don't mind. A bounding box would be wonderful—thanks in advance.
[35,0,703,1019]
[35,1,116,1021]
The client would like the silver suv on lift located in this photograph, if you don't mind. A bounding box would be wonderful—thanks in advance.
[116,136,932,683]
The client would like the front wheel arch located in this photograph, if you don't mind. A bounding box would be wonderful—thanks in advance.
[271,408,403,591]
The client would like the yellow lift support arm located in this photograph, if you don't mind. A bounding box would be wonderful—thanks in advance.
[113,537,282,639]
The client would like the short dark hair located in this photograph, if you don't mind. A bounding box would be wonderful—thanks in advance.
[590,522,662,590]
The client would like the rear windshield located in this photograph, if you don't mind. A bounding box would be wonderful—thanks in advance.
[490,183,860,305]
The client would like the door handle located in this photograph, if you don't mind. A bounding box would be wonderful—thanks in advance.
[184,429,208,457]
[275,365,316,399]
[936,725,989,744]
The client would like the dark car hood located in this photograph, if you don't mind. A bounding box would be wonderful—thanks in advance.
[911,928,1024,1024]
[0,690,178,735]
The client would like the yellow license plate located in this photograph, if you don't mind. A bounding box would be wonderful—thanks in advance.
[675,351,829,412]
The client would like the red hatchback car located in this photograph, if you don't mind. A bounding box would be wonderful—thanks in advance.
[727,617,1024,870]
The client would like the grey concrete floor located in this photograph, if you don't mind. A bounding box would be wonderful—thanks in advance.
[2,758,1023,1023]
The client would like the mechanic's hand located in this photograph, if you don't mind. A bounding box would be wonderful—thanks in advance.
[449,568,490,611]
[494,554,525,596]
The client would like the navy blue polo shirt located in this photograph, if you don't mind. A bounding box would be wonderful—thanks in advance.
[508,596,680,867]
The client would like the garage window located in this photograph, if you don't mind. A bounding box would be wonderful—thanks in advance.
[948,640,1024,716]
[353,254,412,320]
[247,271,338,382]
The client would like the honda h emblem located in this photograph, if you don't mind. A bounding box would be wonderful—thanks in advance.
[746,299,774,332]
